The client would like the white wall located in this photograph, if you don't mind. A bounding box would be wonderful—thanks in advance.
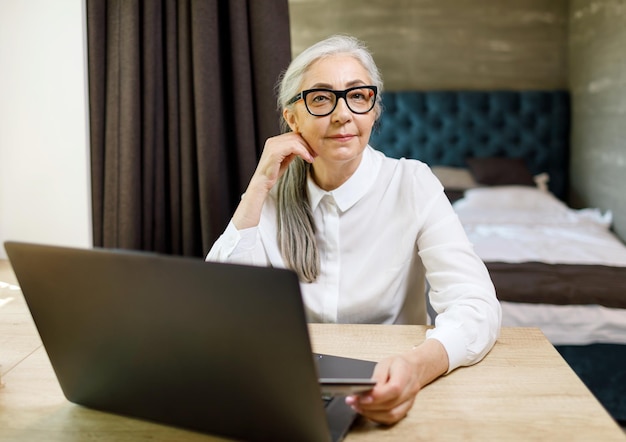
[0,0,92,259]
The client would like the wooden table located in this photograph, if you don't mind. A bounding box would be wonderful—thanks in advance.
[1,261,624,441]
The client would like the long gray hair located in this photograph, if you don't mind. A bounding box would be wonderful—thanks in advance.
[274,35,383,283]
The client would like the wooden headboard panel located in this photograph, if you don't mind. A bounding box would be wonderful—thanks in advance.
[369,91,570,201]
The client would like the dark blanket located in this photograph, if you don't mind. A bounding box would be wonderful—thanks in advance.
[486,261,626,309]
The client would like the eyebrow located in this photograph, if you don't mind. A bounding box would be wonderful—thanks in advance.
[308,80,368,89]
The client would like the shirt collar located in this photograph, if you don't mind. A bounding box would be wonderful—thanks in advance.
[307,145,381,212]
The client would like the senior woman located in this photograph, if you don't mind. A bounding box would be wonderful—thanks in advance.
[207,35,501,425]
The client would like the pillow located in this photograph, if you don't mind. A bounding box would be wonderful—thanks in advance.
[459,186,567,211]
[431,166,479,190]
[466,157,536,187]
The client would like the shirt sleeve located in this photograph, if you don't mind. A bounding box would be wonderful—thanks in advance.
[417,191,502,373]
[205,220,266,265]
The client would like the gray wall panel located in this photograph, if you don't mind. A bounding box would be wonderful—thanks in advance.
[289,0,568,91]
[569,0,626,240]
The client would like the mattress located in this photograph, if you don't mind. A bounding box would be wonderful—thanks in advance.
[453,185,626,345]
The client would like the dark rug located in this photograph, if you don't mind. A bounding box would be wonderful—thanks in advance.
[556,343,626,424]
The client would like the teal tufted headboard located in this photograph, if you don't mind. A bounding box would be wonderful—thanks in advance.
[369,91,570,201]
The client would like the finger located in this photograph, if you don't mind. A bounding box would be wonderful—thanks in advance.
[254,136,312,184]
[357,399,414,426]
[353,358,416,410]
[370,361,410,403]
[348,394,414,426]
[264,133,315,165]
[288,133,316,162]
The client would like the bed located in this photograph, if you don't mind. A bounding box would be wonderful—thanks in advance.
[369,90,626,424]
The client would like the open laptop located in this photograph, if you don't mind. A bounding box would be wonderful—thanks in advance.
[4,241,376,442]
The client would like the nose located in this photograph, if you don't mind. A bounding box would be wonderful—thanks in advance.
[331,96,352,123]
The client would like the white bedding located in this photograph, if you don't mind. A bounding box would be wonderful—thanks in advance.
[453,186,626,345]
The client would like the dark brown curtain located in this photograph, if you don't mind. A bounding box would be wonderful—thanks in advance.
[86,0,291,257]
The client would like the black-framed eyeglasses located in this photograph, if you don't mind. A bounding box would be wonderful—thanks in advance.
[287,85,378,117]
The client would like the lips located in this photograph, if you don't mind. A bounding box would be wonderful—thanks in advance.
[329,134,355,142]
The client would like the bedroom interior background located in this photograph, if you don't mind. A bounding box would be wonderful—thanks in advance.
[288,0,626,242]
[2,0,624,258]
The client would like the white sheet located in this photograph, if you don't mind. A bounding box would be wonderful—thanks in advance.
[453,186,626,345]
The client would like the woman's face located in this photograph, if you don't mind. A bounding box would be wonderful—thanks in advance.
[284,54,377,168]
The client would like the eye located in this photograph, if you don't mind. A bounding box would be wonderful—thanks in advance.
[311,94,331,103]
[348,89,369,101]
[306,90,334,108]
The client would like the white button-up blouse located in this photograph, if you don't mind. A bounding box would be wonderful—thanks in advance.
[207,146,501,372]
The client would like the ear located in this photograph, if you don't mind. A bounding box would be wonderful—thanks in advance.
[283,108,299,133]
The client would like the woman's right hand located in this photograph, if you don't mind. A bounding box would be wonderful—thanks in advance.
[252,132,316,191]
[232,132,316,230]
